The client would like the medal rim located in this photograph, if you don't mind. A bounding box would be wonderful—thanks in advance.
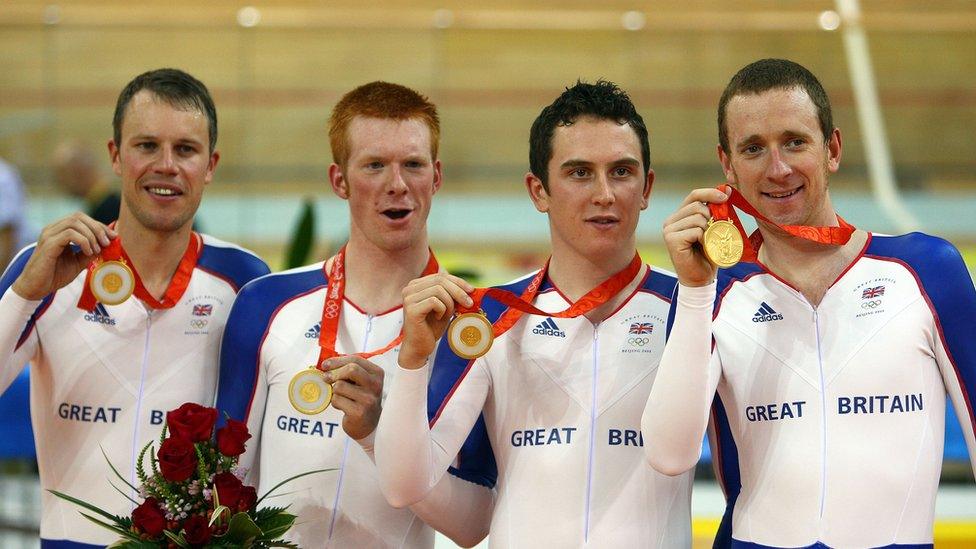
[288,367,333,415]
[448,312,494,360]
[702,219,743,269]
[90,260,135,305]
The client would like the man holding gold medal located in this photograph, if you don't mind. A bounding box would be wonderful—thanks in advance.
[643,59,976,548]
[0,68,269,547]
[214,82,493,548]
[376,81,694,546]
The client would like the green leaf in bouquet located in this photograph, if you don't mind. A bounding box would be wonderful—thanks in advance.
[163,530,191,548]
[251,505,290,523]
[209,504,230,528]
[222,511,263,544]
[262,541,300,548]
[78,513,141,542]
[255,468,334,507]
[150,444,160,476]
[255,511,296,540]
[106,539,159,549]
[48,489,128,525]
[159,424,168,453]
[194,443,210,483]
[100,445,139,493]
[110,481,140,506]
[135,440,153,486]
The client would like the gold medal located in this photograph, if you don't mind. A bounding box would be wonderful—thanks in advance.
[447,311,493,360]
[90,260,135,305]
[288,367,333,415]
[702,219,744,268]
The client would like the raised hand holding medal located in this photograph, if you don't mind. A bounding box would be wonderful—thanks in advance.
[289,246,440,415]
[701,184,855,268]
[444,253,644,360]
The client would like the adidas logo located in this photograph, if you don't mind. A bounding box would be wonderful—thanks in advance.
[84,303,117,326]
[532,317,566,338]
[305,323,321,339]
[752,302,783,323]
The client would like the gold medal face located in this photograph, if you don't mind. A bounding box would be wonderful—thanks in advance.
[448,312,493,360]
[459,325,482,346]
[702,219,743,268]
[288,367,333,415]
[90,260,135,305]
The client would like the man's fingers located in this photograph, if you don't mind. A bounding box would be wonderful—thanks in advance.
[320,355,384,376]
[329,392,358,415]
[442,273,475,294]
[71,213,114,248]
[665,227,707,250]
[406,285,457,320]
[321,361,383,391]
[679,187,731,208]
[59,228,99,256]
[330,381,380,414]
[70,221,104,254]
[665,211,711,237]
[404,274,474,308]
[664,201,711,229]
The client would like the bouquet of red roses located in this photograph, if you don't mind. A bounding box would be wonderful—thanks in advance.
[51,402,327,548]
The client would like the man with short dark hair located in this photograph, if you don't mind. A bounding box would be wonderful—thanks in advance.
[376,81,692,546]
[643,58,976,548]
[0,68,269,547]
[214,81,492,548]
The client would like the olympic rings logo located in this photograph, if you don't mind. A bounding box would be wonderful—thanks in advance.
[627,337,650,346]
[190,319,208,329]
[861,300,882,309]
[324,301,340,318]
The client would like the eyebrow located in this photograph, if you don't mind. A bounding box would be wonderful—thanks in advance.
[560,157,641,170]
[130,134,205,146]
[735,129,813,149]
[734,134,762,149]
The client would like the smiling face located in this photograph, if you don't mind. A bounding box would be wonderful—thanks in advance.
[109,90,218,234]
[329,116,441,254]
[718,86,841,229]
[527,116,652,265]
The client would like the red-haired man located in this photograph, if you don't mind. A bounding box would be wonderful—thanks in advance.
[215,82,492,548]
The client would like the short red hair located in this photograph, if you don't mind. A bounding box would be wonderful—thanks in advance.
[328,81,440,168]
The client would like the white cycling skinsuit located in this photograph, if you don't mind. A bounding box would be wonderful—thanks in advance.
[0,233,269,548]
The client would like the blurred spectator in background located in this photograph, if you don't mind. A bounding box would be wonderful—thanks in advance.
[52,140,121,225]
[0,158,34,270]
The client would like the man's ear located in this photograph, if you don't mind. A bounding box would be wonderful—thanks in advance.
[329,163,349,199]
[525,172,550,213]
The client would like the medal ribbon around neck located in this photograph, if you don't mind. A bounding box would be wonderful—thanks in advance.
[76,231,201,311]
[706,184,855,265]
[446,253,643,359]
[314,245,440,369]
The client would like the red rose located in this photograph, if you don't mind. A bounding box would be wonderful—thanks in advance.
[182,514,212,545]
[213,472,243,508]
[238,485,257,512]
[216,419,251,457]
[166,403,218,442]
[131,497,166,537]
[158,436,198,482]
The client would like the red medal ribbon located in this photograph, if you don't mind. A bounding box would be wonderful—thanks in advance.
[708,184,855,263]
[316,246,440,368]
[456,252,643,339]
[76,232,201,311]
